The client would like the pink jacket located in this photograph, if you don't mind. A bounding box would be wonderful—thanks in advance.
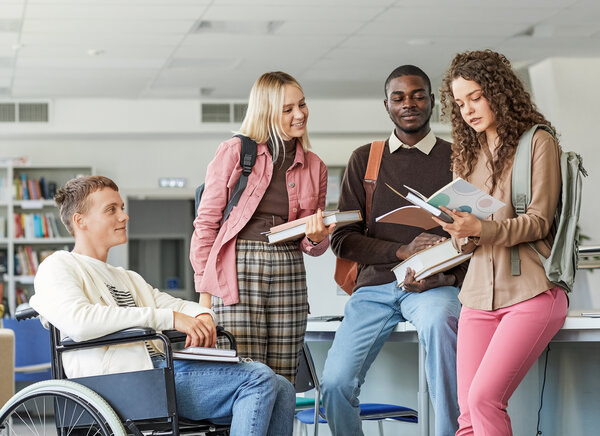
[190,136,329,305]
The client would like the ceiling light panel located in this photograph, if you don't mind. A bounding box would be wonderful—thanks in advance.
[16,57,165,69]
[20,32,183,46]
[393,0,574,8]
[274,20,365,36]
[27,0,210,4]
[359,20,526,38]
[16,45,174,59]
[380,6,557,25]
[202,5,382,22]
[25,4,207,21]
[23,19,196,33]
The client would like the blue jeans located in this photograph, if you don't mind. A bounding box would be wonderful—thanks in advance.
[321,281,461,436]
[153,357,295,436]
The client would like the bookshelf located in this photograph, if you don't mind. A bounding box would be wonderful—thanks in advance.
[0,162,93,316]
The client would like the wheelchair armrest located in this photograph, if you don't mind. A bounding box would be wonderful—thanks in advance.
[15,307,40,321]
[61,327,157,347]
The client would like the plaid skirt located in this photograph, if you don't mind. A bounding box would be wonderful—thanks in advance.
[212,239,308,383]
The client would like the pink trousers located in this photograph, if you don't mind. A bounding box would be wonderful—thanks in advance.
[456,287,567,436]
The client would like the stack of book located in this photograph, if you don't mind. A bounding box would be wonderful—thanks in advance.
[266,210,362,244]
[392,239,472,287]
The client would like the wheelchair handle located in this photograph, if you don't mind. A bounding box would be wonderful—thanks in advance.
[15,307,39,321]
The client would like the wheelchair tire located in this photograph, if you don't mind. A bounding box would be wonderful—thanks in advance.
[0,379,126,436]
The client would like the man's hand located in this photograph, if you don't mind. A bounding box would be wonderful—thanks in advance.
[396,233,446,260]
[403,268,456,293]
[173,312,216,348]
[305,209,336,244]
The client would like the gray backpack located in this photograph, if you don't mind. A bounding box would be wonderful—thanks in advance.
[510,124,588,292]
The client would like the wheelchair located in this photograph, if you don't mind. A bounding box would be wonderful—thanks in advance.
[0,307,236,435]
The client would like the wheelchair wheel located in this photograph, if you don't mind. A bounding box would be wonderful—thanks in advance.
[0,379,126,436]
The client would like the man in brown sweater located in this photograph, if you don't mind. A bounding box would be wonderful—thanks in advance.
[321,65,464,436]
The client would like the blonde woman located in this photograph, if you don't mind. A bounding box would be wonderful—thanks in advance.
[190,72,333,383]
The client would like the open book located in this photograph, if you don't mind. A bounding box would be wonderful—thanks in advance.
[267,210,362,244]
[392,239,472,287]
[173,346,240,363]
[382,178,505,228]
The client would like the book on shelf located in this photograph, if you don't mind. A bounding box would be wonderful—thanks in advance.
[173,346,240,363]
[13,173,56,200]
[13,213,62,239]
[392,239,472,288]
[266,210,362,244]
[384,178,505,227]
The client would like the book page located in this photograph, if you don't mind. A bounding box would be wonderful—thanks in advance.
[427,178,505,219]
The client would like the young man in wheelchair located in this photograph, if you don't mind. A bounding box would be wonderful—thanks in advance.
[30,175,296,436]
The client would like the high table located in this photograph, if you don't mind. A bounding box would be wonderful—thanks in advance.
[305,315,600,436]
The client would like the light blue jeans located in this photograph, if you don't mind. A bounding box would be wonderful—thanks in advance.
[153,357,295,436]
[321,281,461,436]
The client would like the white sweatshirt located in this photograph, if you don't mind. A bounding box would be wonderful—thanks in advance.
[31,251,213,378]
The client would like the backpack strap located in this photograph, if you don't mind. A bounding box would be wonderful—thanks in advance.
[222,134,258,223]
[363,141,386,233]
[510,124,554,275]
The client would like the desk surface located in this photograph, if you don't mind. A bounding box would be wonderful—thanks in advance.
[306,316,600,342]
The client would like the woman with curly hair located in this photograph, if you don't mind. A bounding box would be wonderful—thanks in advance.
[436,50,568,435]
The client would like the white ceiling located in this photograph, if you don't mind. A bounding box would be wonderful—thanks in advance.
[1,0,599,99]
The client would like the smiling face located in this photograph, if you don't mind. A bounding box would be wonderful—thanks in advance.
[280,84,308,139]
[384,75,434,143]
[74,187,129,249]
[451,76,497,136]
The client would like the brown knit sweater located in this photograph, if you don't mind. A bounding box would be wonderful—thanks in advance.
[331,137,468,291]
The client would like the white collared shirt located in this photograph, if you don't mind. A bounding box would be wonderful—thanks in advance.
[388,129,437,155]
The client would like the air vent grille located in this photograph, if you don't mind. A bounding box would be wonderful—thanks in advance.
[201,102,248,123]
[233,103,248,123]
[19,103,49,122]
[0,102,50,123]
[0,103,16,122]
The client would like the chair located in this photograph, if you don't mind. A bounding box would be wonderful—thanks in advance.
[2,315,52,382]
[294,343,321,435]
[0,324,14,408]
[0,307,232,436]
[294,342,418,436]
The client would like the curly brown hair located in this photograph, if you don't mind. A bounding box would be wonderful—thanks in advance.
[440,50,557,194]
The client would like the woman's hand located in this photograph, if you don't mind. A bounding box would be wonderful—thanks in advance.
[173,312,217,348]
[305,209,336,244]
[432,206,482,239]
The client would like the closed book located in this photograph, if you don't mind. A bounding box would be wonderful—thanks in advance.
[173,346,240,363]
[392,239,472,287]
[267,210,362,244]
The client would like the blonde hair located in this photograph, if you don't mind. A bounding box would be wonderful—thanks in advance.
[55,175,119,235]
[237,71,311,161]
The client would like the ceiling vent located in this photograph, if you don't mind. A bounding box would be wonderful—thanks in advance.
[201,102,248,123]
[0,102,50,123]
[192,20,283,35]
[0,103,16,122]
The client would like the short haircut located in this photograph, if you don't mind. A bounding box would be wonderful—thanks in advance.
[55,175,119,235]
[384,65,432,97]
